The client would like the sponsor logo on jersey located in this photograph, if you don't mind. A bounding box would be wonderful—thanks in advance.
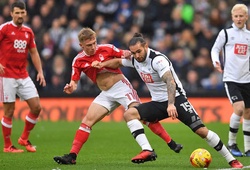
[25,32,28,38]
[14,39,27,53]
[234,43,247,55]
[140,72,154,83]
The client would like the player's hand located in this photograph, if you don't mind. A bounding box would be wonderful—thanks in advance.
[63,83,74,94]
[0,64,5,75]
[215,61,223,73]
[37,72,46,87]
[122,50,132,59]
[167,104,178,120]
[91,60,102,68]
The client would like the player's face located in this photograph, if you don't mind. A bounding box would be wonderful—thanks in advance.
[11,7,26,26]
[80,37,97,55]
[232,9,248,29]
[129,42,148,62]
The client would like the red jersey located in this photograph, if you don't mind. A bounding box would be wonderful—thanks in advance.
[0,21,36,78]
[71,44,123,83]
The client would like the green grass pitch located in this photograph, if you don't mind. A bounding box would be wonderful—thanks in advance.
[0,121,249,170]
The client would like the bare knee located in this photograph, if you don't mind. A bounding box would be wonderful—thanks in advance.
[124,108,140,122]
[195,127,209,138]
[30,104,42,115]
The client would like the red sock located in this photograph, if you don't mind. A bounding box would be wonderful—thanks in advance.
[1,116,12,148]
[21,112,38,140]
[144,121,172,143]
[70,123,91,154]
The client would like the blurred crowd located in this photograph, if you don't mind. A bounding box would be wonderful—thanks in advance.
[0,0,249,97]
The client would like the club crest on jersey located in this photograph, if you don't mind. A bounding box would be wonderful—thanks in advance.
[25,32,28,38]
[99,54,104,61]
[234,43,247,55]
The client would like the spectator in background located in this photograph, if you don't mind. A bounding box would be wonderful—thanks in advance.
[95,0,120,23]
[30,15,46,51]
[48,18,65,47]
[211,3,250,157]
[182,69,203,93]
[77,1,96,28]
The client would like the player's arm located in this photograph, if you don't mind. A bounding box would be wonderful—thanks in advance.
[153,56,178,119]
[92,58,123,69]
[29,47,46,86]
[63,80,78,94]
[211,30,225,73]
[162,70,178,120]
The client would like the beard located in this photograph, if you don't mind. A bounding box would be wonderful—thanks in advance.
[16,18,24,26]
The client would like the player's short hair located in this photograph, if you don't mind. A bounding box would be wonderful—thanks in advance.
[128,33,146,47]
[78,27,96,43]
[11,1,26,12]
[231,4,248,15]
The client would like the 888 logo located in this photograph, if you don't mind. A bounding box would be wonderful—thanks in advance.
[14,39,27,53]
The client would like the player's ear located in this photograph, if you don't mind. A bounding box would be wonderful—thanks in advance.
[79,43,84,49]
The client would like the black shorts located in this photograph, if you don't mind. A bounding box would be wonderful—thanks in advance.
[224,82,250,108]
[135,95,205,132]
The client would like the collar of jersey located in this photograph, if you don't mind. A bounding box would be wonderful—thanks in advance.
[232,23,246,31]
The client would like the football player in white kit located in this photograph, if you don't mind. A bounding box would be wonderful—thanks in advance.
[211,3,250,157]
[93,33,244,168]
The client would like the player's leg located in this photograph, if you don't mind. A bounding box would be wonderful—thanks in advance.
[225,82,244,156]
[53,102,109,164]
[17,77,41,152]
[1,78,23,153]
[142,121,183,153]
[176,96,243,168]
[195,127,242,168]
[243,108,250,156]
[124,107,157,164]
[2,102,24,153]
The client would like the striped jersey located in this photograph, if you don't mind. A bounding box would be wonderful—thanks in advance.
[122,48,186,102]
[211,23,250,83]
[71,44,123,83]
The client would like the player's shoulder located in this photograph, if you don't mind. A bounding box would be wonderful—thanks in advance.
[98,44,114,48]
[21,24,33,33]
[0,21,12,30]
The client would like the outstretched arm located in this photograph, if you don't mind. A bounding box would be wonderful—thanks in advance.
[91,58,123,69]
[63,80,78,94]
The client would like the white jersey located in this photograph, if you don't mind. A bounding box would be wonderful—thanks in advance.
[122,48,186,102]
[211,23,250,83]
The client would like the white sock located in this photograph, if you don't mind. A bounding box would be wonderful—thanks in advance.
[127,119,152,151]
[243,118,250,152]
[206,130,234,163]
[228,113,241,145]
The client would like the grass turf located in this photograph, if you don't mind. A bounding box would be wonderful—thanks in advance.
[0,121,249,170]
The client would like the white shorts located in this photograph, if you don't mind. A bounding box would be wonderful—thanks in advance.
[0,77,39,102]
[93,78,140,114]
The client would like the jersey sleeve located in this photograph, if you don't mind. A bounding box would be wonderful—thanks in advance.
[211,29,225,67]
[28,29,36,49]
[152,56,170,78]
[71,59,82,81]
[121,58,134,67]
[110,44,123,58]
[0,24,6,41]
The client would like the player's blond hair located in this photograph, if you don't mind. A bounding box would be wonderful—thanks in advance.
[78,27,96,43]
[231,4,248,15]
